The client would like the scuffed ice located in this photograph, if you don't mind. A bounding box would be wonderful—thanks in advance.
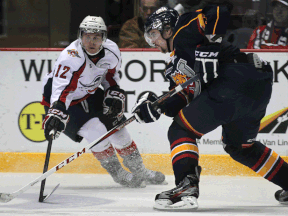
[0,173,287,216]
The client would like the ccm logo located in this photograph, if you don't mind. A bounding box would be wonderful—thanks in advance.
[48,109,68,118]
[110,90,125,100]
[56,148,86,171]
[195,51,219,58]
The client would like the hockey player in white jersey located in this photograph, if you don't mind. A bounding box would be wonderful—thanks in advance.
[41,15,165,187]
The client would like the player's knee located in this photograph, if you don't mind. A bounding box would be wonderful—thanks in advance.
[168,121,182,143]
[223,144,242,157]
[78,117,110,152]
[168,121,199,143]
[109,127,132,149]
[223,141,266,160]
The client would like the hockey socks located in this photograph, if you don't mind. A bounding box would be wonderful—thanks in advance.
[115,141,166,184]
[225,141,288,190]
[168,121,200,185]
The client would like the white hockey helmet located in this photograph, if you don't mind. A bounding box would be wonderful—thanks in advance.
[78,15,107,55]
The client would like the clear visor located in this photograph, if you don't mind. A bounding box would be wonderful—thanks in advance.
[144,30,161,48]
[79,28,107,42]
[81,28,104,34]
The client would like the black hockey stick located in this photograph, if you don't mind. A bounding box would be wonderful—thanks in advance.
[39,131,60,202]
[0,74,199,203]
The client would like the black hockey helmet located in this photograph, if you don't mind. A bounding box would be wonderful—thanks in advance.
[144,7,179,47]
[271,0,288,7]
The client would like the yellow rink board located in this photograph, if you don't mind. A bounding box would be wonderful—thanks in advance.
[0,152,287,176]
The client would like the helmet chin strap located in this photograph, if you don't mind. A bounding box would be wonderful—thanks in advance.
[80,37,103,56]
[162,30,172,53]
[84,45,103,56]
[166,39,171,53]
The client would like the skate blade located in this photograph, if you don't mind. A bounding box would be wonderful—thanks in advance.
[124,180,146,188]
[146,180,168,185]
[153,196,198,211]
[279,201,288,205]
[138,181,146,188]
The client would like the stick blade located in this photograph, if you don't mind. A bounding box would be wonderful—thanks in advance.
[0,193,14,203]
[39,183,60,203]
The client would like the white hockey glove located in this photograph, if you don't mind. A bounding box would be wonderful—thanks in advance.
[42,101,70,140]
[132,92,161,124]
[103,85,126,119]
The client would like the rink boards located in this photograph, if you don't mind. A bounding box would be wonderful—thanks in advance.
[0,48,287,175]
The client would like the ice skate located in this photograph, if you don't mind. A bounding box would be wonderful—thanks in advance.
[112,168,146,188]
[154,174,199,211]
[135,167,167,185]
[275,189,288,204]
[118,144,167,185]
[93,149,146,188]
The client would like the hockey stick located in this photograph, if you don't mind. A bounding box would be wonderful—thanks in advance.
[39,131,60,202]
[0,74,199,203]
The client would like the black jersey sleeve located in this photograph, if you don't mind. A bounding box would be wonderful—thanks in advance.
[202,4,231,36]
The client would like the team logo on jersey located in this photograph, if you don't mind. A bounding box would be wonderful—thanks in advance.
[79,75,103,93]
[171,70,188,85]
[18,101,46,142]
[259,107,288,134]
[67,49,80,58]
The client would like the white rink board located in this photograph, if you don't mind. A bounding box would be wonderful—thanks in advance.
[0,49,287,155]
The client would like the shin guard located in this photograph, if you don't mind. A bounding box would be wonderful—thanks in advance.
[115,141,166,184]
[225,141,288,190]
[168,121,200,185]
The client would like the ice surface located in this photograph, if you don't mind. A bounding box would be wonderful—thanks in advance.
[0,173,287,216]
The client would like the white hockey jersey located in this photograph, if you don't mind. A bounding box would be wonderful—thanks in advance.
[41,39,121,110]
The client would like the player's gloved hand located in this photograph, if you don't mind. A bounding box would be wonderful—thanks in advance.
[194,43,220,83]
[42,101,70,140]
[131,92,161,123]
[103,85,126,119]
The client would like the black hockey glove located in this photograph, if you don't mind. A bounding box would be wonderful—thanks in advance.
[194,43,220,84]
[131,92,161,124]
[103,85,126,119]
[42,101,70,140]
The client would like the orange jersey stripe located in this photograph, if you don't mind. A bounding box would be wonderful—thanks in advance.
[173,17,198,41]
[172,153,198,165]
[213,6,220,34]
[257,151,279,177]
[171,143,199,159]
[179,110,203,137]
[267,159,284,181]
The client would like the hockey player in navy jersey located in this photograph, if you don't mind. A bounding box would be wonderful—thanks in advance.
[132,3,288,210]
[41,15,165,188]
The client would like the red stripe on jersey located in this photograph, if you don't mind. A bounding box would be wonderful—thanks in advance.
[251,147,270,171]
[267,159,284,181]
[106,66,117,86]
[42,93,92,108]
[41,96,50,107]
[70,93,92,106]
[59,61,86,104]
[171,137,196,150]
[172,153,198,165]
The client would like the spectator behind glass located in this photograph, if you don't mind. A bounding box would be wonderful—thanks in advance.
[118,0,160,48]
[224,9,264,49]
[247,0,288,49]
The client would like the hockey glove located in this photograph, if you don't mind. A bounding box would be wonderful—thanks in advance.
[194,43,220,83]
[131,92,161,124]
[42,101,70,140]
[103,85,126,119]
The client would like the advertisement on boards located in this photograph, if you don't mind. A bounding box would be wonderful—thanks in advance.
[0,49,287,155]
